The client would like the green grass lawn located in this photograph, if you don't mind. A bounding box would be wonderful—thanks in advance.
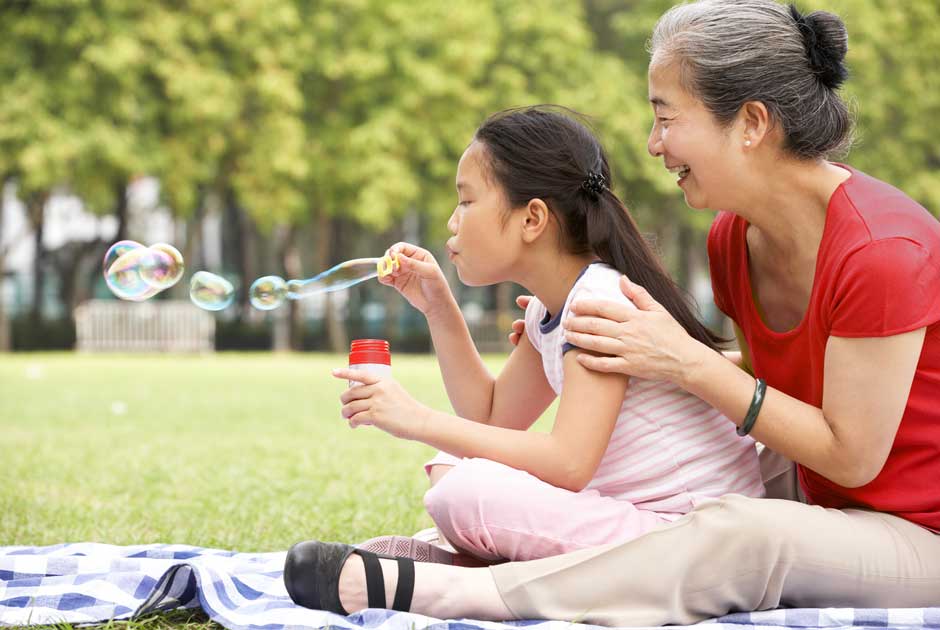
[0,351,541,629]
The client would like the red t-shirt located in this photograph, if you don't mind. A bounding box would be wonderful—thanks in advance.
[707,165,940,531]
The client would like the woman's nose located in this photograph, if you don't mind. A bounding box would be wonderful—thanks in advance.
[647,125,663,158]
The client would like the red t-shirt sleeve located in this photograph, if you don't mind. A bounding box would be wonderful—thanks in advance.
[707,212,735,319]
[830,237,940,337]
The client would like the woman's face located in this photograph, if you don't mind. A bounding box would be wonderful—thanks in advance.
[445,141,521,286]
[647,61,741,210]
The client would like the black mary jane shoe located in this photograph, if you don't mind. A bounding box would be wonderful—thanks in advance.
[284,540,415,614]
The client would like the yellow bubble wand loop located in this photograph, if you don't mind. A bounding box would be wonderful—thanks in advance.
[376,253,401,278]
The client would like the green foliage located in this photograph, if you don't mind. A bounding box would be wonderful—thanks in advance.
[0,0,937,251]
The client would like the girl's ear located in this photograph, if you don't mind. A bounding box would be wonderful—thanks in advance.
[520,198,551,244]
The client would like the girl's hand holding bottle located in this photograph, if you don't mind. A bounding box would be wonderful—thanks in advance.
[378,242,455,319]
[331,367,433,440]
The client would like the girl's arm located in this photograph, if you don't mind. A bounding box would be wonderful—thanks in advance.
[426,296,556,430]
[337,348,626,492]
[564,278,925,488]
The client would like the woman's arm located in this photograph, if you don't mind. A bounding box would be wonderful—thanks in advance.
[682,328,923,487]
[564,276,925,488]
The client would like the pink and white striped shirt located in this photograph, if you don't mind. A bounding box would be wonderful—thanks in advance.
[525,262,764,515]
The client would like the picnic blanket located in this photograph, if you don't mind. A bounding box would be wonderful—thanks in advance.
[1,543,938,630]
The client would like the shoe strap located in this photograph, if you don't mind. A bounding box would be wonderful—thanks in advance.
[391,557,414,612]
[354,549,415,612]
[358,550,387,609]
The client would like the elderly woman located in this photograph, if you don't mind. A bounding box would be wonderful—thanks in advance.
[284,0,940,625]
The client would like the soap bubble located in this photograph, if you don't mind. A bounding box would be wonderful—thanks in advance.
[103,240,185,300]
[189,271,235,311]
[105,245,158,300]
[286,258,380,300]
[249,275,288,311]
[140,243,185,290]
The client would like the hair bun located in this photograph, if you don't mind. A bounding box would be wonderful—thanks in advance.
[789,4,849,90]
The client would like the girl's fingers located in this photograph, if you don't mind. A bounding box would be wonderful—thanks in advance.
[565,331,624,356]
[515,295,532,310]
[339,383,378,404]
[576,353,631,374]
[332,368,381,386]
[564,315,624,338]
[342,400,371,419]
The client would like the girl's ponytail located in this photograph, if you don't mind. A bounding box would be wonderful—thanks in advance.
[474,105,725,351]
[589,191,725,350]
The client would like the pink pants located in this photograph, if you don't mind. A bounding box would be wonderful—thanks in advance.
[423,452,672,562]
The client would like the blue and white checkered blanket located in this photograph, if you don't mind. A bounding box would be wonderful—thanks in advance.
[1,543,937,630]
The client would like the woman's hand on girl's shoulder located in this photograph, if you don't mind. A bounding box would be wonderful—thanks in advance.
[378,242,454,318]
[563,275,706,385]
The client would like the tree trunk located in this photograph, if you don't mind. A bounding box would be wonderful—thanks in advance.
[313,210,347,354]
[283,224,304,351]
[114,180,129,243]
[27,191,48,325]
[0,182,9,352]
[230,189,257,323]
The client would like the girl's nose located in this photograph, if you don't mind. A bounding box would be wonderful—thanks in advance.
[447,207,459,234]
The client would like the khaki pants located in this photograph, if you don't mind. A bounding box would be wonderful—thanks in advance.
[490,448,940,626]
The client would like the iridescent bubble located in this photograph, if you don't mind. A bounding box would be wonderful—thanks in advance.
[103,240,145,272]
[140,243,185,290]
[249,275,287,311]
[103,240,146,299]
[286,258,380,300]
[189,271,235,311]
[105,246,158,300]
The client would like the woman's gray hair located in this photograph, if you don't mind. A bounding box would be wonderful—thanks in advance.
[650,0,853,160]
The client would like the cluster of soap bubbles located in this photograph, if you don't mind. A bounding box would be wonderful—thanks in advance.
[104,241,400,313]
[103,240,185,301]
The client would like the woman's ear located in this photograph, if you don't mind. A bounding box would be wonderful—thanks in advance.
[738,100,773,149]
[520,198,551,243]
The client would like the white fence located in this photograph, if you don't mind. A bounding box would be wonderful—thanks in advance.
[75,300,215,353]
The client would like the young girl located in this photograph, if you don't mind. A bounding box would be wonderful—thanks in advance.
[332,106,763,564]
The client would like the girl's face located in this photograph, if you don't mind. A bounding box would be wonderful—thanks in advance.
[446,141,522,286]
[647,61,743,210]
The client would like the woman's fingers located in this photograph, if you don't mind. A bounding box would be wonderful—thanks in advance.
[568,297,635,322]
[564,314,624,338]
[565,331,624,356]
[620,276,667,313]
[575,353,631,374]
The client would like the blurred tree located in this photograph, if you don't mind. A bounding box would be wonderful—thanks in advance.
[832,0,940,213]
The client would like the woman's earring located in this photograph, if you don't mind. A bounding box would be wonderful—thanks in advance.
[744,139,752,147]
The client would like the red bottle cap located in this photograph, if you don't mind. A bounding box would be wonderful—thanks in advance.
[349,339,391,366]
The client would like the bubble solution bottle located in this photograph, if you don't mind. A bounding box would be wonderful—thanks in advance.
[347,339,391,387]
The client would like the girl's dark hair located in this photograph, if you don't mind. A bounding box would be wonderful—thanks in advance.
[474,105,725,351]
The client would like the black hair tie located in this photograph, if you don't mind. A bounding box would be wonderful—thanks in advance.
[581,171,608,198]
[789,4,841,88]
